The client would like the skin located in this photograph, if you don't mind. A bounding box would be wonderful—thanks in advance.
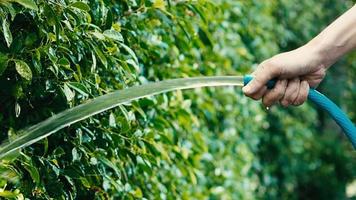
[243,4,356,107]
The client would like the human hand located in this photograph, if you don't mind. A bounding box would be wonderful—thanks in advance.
[242,45,329,107]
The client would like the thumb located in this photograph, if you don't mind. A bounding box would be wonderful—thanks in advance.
[243,62,279,95]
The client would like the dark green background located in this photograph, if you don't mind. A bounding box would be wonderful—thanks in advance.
[0,0,355,199]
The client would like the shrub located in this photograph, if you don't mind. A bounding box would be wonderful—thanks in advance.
[0,0,355,199]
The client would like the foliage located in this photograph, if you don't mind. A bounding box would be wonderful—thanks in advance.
[0,0,355,199]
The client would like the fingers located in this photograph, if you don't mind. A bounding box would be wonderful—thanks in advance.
[243,76,310,107]
[262,79,288,107]
[247,86,268,100]
[280,78,300,107]
[292,80,309,106]
[243,61,281,96]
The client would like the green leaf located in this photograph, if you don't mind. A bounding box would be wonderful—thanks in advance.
[58,57,71,70]
[93,46,107,68]
[0,190,18,198]
[23,163,40,184]
[189,168,197,185]
[0,76,244,158]
[80,177,91,188]
[70,2,90,11]
[2,17,12,47]
[120,43,138,65]
[0,3,16,20]
[153,0,166,10]
[103,30,124,42]
[91,52,97,73]
[62,84,75,102]
[126,59,139,72]
[58,57,70,66]
[98,157,120,176]
[130,188,143,198]
[109,112,116,127]
[10,0,38,10]
[67,82,89,97]
[15,60,32,81]
[71,148,80,161]
[91,31,105,40]
[0,150,20,163]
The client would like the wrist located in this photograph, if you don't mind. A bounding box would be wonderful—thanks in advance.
[303,39,335,69]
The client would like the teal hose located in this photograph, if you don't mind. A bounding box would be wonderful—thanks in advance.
[243,75,356,149]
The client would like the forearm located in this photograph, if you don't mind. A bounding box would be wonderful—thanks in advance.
[306,4,356,67]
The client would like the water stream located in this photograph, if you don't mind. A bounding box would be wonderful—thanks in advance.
[0,76,244,159]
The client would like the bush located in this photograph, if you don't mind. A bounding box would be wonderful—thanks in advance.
[0,0,355,199]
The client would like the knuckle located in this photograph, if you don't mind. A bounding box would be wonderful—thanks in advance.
[278,90,285,99]
[289,81,300,90]
[273,88,285,99]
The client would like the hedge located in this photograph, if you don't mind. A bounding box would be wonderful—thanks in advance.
[0,0,355,199]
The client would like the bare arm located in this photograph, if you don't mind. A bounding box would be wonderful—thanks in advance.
[243,5,356,107]
[310,4,356,67]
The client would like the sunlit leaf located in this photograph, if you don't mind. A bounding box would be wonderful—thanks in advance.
[10,0,38,10]
[153,0,166,11]
[15,60,32,81]
[62,84,75,102]
[0,190,18,198]
[131,187,143,198]
[70,2,90,11]
[103,29,124,42]
[2,17,12,47]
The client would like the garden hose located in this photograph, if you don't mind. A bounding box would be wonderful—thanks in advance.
[244,75,356,149]
[0,75,355,159]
